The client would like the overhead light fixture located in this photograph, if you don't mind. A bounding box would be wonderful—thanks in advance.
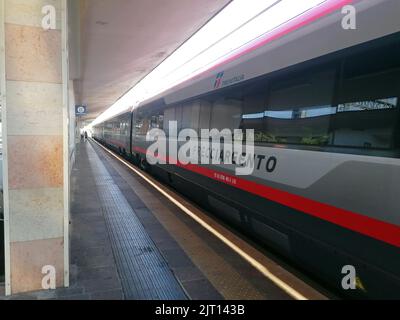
[90,0,346,128]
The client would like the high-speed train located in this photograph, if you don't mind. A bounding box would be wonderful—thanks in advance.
[93,0,400,299]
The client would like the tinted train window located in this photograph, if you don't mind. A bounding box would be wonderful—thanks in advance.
[104,122,113,139]
[163,101,209,136]
[181,101,201,130]
[198,100,212,134]
[264,68,336,145]
[150,111,164,130]
[333,43,400,151]
[135,111,150,136]
[239,39,400,156]
[118,114,130,137]
[343,41,400,80]
[210,98,243,131]
[241,93,268,141]
[163,107,175,135]
[162,105,184,133]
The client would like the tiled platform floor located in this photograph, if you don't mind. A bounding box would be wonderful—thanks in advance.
[0,139,323,300]
[0,140,220,300]
[0,141,125,300]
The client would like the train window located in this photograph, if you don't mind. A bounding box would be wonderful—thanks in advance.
[175,105,183,131]
[264,68,336,146]
[163,107,175,135]
[332,45,400,151]
[135,110,150,136]
[241,93,268,142]
[113,120,120,131]
[198,100,212,134]
[181,101,201,130]
[118,115,128,137]
[331,98,398,150]
[210,98,243,131]
[141,119,150,135]
[191,101,201,131]
[125,116,131,136]
[158,114,164,129]
[149,110,164,130]
[181,104,191,129]
[104,122,112,139]
[343,41,400,80]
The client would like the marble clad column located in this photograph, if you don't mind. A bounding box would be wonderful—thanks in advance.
[2,0,68,294]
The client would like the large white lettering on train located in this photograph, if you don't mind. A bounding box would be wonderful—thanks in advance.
[146,121,255,176]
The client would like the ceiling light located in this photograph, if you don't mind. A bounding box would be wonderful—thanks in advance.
[90,0,345,127]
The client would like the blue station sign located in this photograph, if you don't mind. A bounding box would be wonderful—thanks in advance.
[75,105,87,116]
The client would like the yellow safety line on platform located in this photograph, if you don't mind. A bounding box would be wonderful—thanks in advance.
[91,139,309,300]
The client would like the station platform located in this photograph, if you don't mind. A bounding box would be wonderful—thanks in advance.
[0,140,327,300]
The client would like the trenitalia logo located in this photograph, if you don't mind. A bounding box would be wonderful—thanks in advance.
[214,72,225,89]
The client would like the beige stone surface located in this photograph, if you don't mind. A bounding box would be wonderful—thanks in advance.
[5,23,62,83]
[10,238,64,294]
[8,135,63,190]
[9,188,64,242]
[3,0,67,296]
[6,80,63,136]
[5,0,61,29]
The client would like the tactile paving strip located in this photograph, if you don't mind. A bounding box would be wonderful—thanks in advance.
[86,143,187,300]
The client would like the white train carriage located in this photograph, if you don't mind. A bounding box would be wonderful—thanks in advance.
[94,0,400,298]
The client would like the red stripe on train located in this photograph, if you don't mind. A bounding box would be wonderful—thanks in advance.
[133,146,400,248]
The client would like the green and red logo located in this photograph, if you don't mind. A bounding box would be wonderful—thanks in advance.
[214,72,225,89]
